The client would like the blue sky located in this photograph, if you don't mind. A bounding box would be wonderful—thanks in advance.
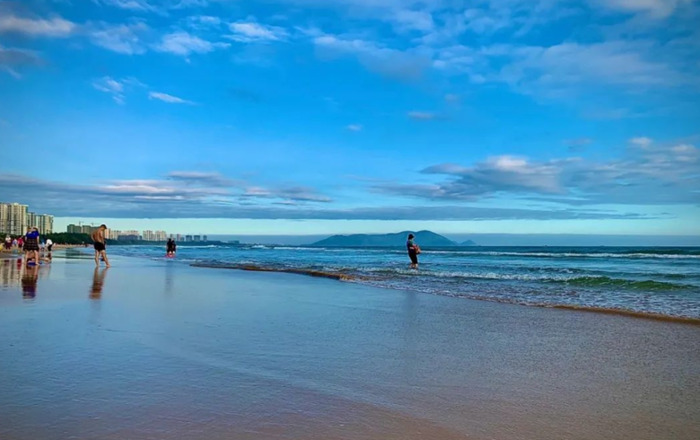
[0,0,699,240]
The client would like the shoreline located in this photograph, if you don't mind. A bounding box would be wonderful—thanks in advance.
[191,261,700,325]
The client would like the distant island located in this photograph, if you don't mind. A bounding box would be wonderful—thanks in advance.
[310,230,476,247]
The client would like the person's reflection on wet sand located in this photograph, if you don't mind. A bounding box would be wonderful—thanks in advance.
[21,263,39,299]
[90,267,109,299]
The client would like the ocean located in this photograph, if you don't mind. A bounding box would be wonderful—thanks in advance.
[107,244,700,319]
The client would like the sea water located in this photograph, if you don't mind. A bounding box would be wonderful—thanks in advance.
[109,245,700,319]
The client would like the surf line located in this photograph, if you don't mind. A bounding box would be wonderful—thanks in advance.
[190,262,360,281]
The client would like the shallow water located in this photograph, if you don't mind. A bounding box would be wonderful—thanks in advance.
[106,245,700,319]
[1,256,699,440]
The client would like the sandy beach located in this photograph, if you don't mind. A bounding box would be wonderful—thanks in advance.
[1,252,699,440]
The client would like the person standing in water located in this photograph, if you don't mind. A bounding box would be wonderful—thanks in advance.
[91,225,111,268]
[166,238,177,257]
[406,233,420,269]
[23,227,40,266]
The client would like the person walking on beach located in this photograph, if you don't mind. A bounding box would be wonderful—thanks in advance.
[23,227,40,266]
[406,233,420,269]
[91,225,111,268]
[46,238,53,252]
[4,235,10,251]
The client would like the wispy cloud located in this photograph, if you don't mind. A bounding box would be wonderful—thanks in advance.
[377,140,700,205]
[154,31,229,56]
[0,13,75,37]
[93,76,125,104]
[89,22,150,55]
[0,172,657,220]
[95,0,209,13]
[92,76,145,104]
[0,45,43,78]
[595,0,693,19]
[226,20,288,43]
[629,136,653,149]
[148,91,194,104]
[346,124,362,131]
[407,111,438,120]
[314,33,430,80]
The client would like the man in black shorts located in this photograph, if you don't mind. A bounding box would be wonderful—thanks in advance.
[406,233,419,269]
[91,224,111,267]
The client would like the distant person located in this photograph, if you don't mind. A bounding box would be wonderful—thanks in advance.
[17,236,24,249]
[4,235,11,250]
[406,233,421,269]
[166,238,177,257]
[46,238,53,252]
[91,224,111,267]
[23,227,40,266]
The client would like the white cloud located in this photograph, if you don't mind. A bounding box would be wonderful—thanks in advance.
[314,34,430,80]
[390,9,434,32]
[0,14,75,37]
[149,91,194,104]
[90,22,149,55]
[227,21,288,42]
[379,139,700,205]
[186,15,222,29]
[154,31,229,56]
[407,111,437,120]
[629,136,653,149]
[92,76,145,104]
[96,0,159,12]
[346,124,363,131]
[96,0,209,12]
[594,0,693,18]
[93,76,125,103]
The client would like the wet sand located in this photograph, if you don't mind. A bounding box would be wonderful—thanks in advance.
[1,253,699,440]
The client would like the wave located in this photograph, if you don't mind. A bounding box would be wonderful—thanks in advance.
[549,276,691,290]
[188,260,694,291]
[191,262,359,281]
[426,251,700,259]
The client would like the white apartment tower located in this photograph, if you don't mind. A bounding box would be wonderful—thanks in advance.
[0,202,29,235]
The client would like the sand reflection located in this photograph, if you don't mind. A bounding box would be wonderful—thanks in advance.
[21,264,39,299]
[90,267,109,299]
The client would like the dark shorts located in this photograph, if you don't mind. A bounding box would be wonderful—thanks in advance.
[408,251,418,264]
[47,244,53,251]
[23,240,39,252]
[94,242,106,252]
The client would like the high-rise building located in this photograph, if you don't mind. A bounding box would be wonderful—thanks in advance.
[27,212,37,229]
[185,235,192,242]
[0,202,28,235]
[203,235,208,242]
[193,235,201,242]
[37,215,53,234]
[155,231,167,241]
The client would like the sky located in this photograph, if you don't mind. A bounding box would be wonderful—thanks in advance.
[0,0,699,242]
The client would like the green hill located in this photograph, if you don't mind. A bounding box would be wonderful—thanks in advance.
[310,230,463,247]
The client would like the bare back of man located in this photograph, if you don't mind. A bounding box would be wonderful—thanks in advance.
[91,225,111,267]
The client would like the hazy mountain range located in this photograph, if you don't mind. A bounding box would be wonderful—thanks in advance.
[310,231,475,247]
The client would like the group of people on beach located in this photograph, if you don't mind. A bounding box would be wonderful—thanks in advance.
[3,228,54,266]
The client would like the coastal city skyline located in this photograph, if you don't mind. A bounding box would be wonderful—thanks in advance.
[1,0,699,243]
[0,202,54,235]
